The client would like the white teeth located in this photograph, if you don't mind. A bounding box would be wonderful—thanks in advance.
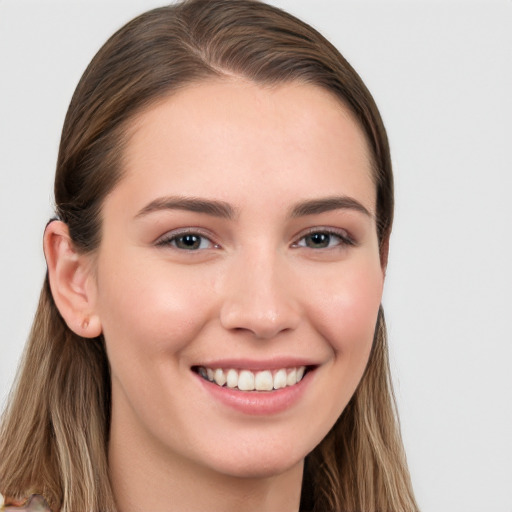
[238,370,255,391]
[255,370,273,391]
[214,368,226,386]
[199,366,308,391]
[273,369,287,389]
[287,368,297,386]
[226,369,238,388]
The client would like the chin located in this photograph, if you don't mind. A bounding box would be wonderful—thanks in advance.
[202,441,308,480]
[219,460,303,480]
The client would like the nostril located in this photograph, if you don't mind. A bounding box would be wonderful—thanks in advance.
[219,278,301,338]
[220,310,300,340]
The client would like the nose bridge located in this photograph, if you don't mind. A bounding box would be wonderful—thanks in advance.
[220,245,300,339]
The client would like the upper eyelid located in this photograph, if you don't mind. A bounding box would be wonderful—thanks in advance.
[155,227,218,246]
[154,226,356,247]
[292,226,356,245]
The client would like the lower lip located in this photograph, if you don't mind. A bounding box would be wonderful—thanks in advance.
[195,370,314,415]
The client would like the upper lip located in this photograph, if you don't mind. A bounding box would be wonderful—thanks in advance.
[192,357,320,371]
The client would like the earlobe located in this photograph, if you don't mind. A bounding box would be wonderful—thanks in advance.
[43,220,102,338]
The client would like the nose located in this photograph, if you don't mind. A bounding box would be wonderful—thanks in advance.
[219,250,301,339]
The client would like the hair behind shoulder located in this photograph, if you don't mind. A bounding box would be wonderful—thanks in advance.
[0,277,113,511]
[0,1,418,510]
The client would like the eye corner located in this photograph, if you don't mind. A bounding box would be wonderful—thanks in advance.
[291,227,357,250]
[155,228,220,251]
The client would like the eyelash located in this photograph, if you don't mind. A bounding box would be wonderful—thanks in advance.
[156,227,355,251]
[291,228,355,250]
[156,229,219,251]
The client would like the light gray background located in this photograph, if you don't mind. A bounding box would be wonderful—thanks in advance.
[1,1,511,510]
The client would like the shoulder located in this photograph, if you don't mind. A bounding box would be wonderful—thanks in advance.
[1,494,54,511]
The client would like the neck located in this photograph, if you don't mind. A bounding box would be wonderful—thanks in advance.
[108,415,304,512]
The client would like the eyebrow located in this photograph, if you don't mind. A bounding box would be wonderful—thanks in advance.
[290,196,372,218]
[135,194,371,221]
[135,196,237,220]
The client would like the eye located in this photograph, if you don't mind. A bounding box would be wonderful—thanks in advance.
[293,229,354,249]
[156,231,217,251]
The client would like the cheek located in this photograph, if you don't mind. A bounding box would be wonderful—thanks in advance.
[94,253,216,361]
[308,259,383,357]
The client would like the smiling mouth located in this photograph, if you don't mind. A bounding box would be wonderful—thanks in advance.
[193,366,311,391]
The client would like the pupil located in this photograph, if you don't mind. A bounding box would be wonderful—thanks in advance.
[308,233,329,248]
[179,235,200,249]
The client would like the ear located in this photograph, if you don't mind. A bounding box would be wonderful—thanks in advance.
[43,220,102,338]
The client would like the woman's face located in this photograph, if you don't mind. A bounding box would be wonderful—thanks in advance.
[90,79,384,479]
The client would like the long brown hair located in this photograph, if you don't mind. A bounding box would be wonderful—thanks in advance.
[0,1,418,510]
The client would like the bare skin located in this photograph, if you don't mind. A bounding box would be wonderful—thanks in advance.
[45,78,383,512]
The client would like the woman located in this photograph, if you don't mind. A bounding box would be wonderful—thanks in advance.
[0,1,419,510]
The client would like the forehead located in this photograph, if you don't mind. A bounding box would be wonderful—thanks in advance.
[113,79,376,214]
